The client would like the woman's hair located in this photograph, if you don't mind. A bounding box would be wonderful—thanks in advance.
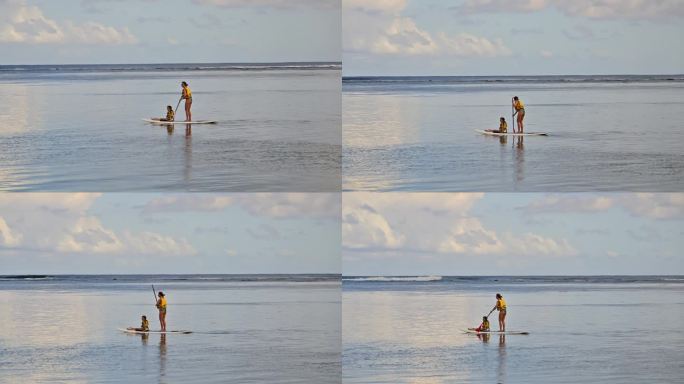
[513,96,519,100]
[181,81,188,86]
[159,291,165,297]
[496,293,502,299]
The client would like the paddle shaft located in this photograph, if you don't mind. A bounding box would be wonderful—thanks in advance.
[152,285,157,305]
[511,97,516,133]
[174,97,182,116]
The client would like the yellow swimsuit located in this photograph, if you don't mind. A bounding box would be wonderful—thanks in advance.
[496,298,507,311]
[500,121,508,133]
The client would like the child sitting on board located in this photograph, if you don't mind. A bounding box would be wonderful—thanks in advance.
[471,316,490,332]
[127,315,149,332]
[153,106,175,122]
[486,117,507,133]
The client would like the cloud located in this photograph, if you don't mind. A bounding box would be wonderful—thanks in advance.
[344,0,511,57]
[620,193,684,220]
[524,194,684,219]
[540,50,553,58]
[0,194,196,258]
[457,0,684,21]
[192,0,338,9]
[143,194,339,220]
[236,194,340,220]
[0,0,138,44]
[342,203,405,250]
[524,195,614,213]
[343,193,575,258]
[0,216,22,247]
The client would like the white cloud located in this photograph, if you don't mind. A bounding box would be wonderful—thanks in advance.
[524,193,684,219]
[343,193,575,259]
[343,0,511,57]
[0,0,138,44]
[0,194,196,258]
[620,193,684,220]
[143,195,235,212]
[540,49,553,58]
[0,216,22,247]
[342,203,405,250]
[458,0,684,20]
[236,194,340,220]
[143,193,339,220]
[193,0,338,9]
[524,195,614,213]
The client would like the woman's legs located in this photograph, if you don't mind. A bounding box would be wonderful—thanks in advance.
[499,310,506,332]
[159,311,166,331]
[185,100,192,121]
[517,113,524,133]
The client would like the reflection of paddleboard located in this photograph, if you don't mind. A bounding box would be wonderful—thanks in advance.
[465,328,529,335]
[475,129,547,137]
[119,328,192,334]
[142,119,217,125]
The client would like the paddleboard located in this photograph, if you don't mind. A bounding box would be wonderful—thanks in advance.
[475,129,547,137]
[143,118,217,125]
[119,328,192,334]
[465,329,529,335]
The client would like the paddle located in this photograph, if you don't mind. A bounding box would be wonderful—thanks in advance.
[173,97,182,117]
[152,284,157,307]
[511,97,516,133]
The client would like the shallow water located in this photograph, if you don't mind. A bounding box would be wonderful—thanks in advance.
[0,275,341,383]
[0,64,341,191]
[343,276,684,383]
[343,76,684,191]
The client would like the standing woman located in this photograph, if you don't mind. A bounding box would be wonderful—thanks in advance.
[512,96,525,133]
[181,81,192,122]
[491,293,507,332]
[156,291,167,331]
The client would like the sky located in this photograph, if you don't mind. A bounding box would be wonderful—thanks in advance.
[0,193,340,274]
[0,0,340,64]
[343,0,684,75]
[343,193,684,276]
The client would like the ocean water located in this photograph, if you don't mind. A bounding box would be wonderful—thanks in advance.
[0,63,341,192]
[343,276,684,384]
[0,275,341,383]
[343,76,684,191]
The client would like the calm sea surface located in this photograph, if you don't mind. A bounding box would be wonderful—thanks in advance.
[0,63,341,192]
[343,276,684,383]
[343,76,684,191]
[0,275,340,383]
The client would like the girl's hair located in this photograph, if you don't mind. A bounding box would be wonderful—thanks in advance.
[181,81,188,86]
[142,315,147,319]
[500,117,505,120]
[167,105,173,109]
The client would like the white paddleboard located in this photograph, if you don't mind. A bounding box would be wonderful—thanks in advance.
[475,129,547,137]
[143,118,217,125]
[464,329,529,335]
[119,328,192,334]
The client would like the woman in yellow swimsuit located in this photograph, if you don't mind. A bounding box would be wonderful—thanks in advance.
[512,96,525,133]
[491,293,507,332]
[156,291,167,331]
[181,81,192,122]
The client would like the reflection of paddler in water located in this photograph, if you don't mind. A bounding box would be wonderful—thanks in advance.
[180,81,192,122]
[512,96,525,133]
[159,333,167,378]
[156,291,167,332]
